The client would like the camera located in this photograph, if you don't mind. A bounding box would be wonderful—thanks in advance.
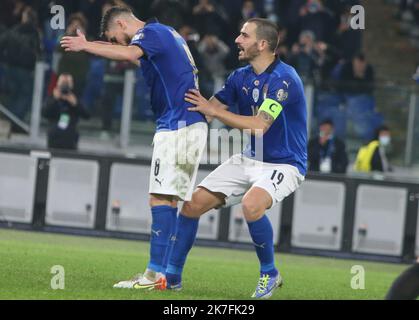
[60,84,71,95]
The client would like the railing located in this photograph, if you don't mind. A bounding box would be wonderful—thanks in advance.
[0,60,418,168]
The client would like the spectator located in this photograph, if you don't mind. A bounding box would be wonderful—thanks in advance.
[275,24,289,61]
[42,73,90,150]
[197,34,230,93]
[282,0,307,46]
[150,0,188,30]
[354,125,393,173]
[179,25,213,98]
[241,0,260,22]
[0,5,41,120]
[338,52,375,95]
[79,0,107,38]
[315,41,342,89]
[299,0,336,43]
[288,30,320,81]
[100,60,132,138]
[335,5,362,60]
[54,12,90,96]
[192,0,227,38]
[308,119,348,174]
[98,0,133,138]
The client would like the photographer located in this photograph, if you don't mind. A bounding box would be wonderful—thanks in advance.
[42,73,90,150]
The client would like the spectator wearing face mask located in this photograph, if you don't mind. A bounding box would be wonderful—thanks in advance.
[308,119,348,174]
[354,125,393,173]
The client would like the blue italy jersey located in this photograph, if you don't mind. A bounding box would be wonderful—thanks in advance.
[130,19,206,131]
[214,59,307,175]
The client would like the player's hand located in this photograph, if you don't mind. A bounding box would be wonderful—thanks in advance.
[185,89,216,117]
[63,93,78,106]
[60,29,88,52]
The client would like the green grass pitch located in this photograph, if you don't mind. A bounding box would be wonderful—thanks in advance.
[0,228,409,300]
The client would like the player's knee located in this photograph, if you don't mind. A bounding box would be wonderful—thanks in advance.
[181,201,205,218]
[241,198,265,221]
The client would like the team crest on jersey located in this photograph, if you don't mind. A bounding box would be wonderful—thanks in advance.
[252,88,260,102]
[254,80,260,86]
[277,89,288,102]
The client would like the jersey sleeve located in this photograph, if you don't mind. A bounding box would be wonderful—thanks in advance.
[258,74,298,120]
[214,70,239,107]
[130,26,163,59]
[266,74,298,107]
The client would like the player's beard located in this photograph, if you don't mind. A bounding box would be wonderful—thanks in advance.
[239,42,260,62]
[123,34,131,45]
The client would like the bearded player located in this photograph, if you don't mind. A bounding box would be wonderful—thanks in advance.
[164,18,307,299]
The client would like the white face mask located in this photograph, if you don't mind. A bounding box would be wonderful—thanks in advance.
[379,135,391,147]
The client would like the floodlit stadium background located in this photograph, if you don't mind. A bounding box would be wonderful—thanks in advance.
[0,0,418,299]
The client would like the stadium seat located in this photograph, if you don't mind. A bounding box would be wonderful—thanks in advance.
[345,94,377,140]
[315,92,346,137]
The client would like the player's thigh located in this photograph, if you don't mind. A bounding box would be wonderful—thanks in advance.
[198,154,250,208]
[149,123,207,201]
[181,187,225,218]
[251,164,304,210]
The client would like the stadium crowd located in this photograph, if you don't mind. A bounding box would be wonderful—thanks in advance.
[0,0,406,166]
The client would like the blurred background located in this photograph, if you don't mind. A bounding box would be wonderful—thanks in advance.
[0,0,419,264]
[0,0,418,168]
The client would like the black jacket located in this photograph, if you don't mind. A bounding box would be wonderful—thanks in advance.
[370,145,392,172]
[0,23,41,70]
[308,136,348,174]
[42,97,90,150]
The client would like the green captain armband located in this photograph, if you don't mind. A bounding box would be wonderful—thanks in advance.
[258,98,283,120]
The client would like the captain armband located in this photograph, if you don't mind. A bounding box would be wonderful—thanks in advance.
[258,98,283,120]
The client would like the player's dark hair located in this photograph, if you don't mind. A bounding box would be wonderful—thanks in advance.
[246,18,279,52]
[374,124,390,140]
[354,52,366,61]
[100,6,133,38]
[319,118,334,127]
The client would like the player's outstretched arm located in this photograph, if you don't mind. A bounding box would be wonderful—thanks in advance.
[186,89,273,136]
[60,29,143,64]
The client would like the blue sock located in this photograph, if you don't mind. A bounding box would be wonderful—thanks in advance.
[161,207,178,274]
[166,214,199,285]
[247,215,278,277]
[147,205,174,273]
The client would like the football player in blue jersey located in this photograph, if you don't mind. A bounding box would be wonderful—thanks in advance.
[164,18,307,298]
[61,6,207,290]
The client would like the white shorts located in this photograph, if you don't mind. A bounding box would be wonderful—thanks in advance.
[198,154,305,208]
[149,122,208,201]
